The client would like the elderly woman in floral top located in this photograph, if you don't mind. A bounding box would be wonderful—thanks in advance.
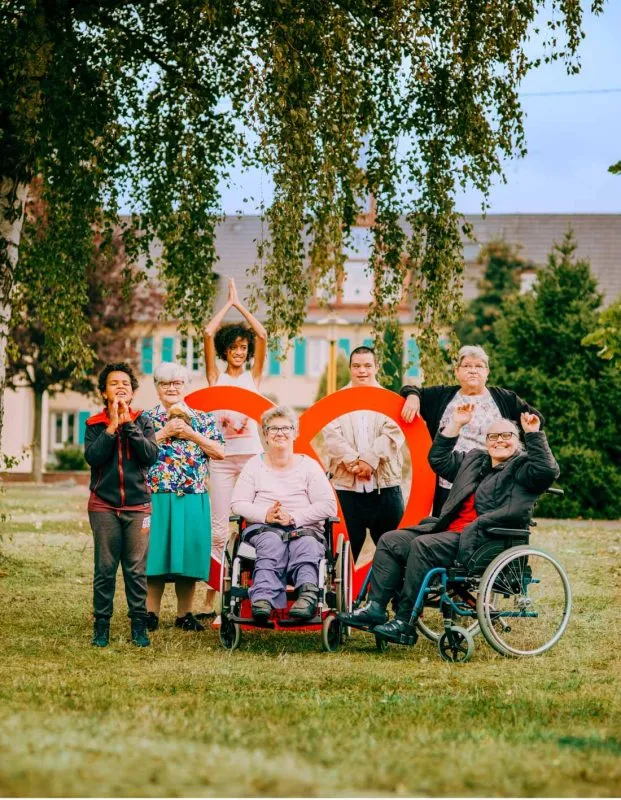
[144,362,224,632]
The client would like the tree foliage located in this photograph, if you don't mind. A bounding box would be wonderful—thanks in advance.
[0,0,605,448]
[582,296,621,364]
[492,232,621,519]
[455,240,527,348]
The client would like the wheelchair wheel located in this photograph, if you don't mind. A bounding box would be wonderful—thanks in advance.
[375,635,388,653]
[438,626,474,663]
[417,592,479,643]
[476,546,572,657]
[322,615,344,652]
[219,614,242,651]
[335,535,352,615]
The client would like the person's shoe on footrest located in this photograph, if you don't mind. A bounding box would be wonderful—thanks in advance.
[373,617,418,645]
[289,584,319,619]
[338,600,387,628]
[251,599,272,620]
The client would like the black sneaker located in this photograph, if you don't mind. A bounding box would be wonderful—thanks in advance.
[289,584,319,619]
[174,612,205,632]
[146,612,159,632]
[131,617,151,647]
[91,617,110,647]
[338,601,387,629]
[251,599,272,620]
[373,618,418,646]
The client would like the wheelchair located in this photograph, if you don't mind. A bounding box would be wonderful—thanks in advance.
[219,515,353,651]
[349,488,572,662]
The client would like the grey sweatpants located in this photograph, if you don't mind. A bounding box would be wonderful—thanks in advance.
[248,529,325,608]
[89,509,149,620]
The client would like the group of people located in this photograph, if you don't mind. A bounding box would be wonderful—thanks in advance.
[84,277,559,649]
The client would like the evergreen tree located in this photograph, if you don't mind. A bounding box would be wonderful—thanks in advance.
[492,232,621,518]
[455,240,526,348]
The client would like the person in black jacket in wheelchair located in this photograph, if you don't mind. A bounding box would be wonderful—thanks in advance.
[339,403,560,644]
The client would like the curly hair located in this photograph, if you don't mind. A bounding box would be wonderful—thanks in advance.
[214,323,256,364]
[97,362,139,395]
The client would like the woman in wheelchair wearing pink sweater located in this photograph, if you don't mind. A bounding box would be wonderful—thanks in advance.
[339,403,559,644]
[231,406,337,621]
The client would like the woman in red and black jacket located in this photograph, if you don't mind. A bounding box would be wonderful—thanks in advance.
[84,362,158,648]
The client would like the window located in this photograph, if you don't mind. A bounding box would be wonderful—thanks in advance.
[342,260,373,304]
[520,269,537,294]
[50,411,85,449]
[307,337,328,378]
[293,338,306,376]
[463,243,481,262]
[179,336,204,373]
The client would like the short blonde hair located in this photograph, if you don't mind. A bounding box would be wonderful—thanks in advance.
[456,345,489,368]
[261,405,299,436]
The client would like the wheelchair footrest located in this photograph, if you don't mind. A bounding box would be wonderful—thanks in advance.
[278,615,322,627]
[229,615,275,629]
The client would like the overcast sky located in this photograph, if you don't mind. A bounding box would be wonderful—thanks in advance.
[219,2,621,216]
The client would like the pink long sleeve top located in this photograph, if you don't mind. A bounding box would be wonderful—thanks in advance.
[231,454,337,535]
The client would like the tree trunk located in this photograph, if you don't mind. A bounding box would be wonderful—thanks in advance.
[32,387,44,482]
[0,178,28,461]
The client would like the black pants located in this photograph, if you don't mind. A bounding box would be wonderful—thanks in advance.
[89,510,149,620]
[337,486,404,563]
[369,529,462,621]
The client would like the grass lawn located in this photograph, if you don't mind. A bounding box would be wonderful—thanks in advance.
[0,485,619,797]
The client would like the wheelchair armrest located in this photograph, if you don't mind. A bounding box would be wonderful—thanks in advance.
[229,515,242,523]
[487,527,530,539]
[546,487,564,496]
[327,516,340,525]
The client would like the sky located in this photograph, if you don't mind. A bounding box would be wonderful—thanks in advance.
[218,2,621,216]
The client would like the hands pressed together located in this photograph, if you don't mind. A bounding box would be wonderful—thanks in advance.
[265,500,294,526]
[161,417,195,441]
[106,397,132,434]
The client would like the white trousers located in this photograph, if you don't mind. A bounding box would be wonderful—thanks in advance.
[209,453,255,559]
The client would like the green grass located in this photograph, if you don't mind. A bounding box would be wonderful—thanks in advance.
[0,486,619,797]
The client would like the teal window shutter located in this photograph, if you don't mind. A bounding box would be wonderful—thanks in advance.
[338,337,351,357]
[268,339,281,376]
[406,338,420,378]
[293,338,306,376]
[141,336,153,375]
[161,336,174,363]
[363,338,373,348]
[77,411,91,445]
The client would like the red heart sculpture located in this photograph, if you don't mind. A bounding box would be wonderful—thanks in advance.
[186,385,435,595]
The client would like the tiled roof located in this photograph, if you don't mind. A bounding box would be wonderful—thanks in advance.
[134,213,621,323]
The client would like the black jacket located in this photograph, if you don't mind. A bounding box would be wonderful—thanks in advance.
[84,409,159,507]
[399,384,544,439]
[408,430,560,565]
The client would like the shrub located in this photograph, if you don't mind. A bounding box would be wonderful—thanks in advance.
[52,446,88,471]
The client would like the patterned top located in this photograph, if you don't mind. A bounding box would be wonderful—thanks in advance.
[144,404,224,495]
[438,389,502,489]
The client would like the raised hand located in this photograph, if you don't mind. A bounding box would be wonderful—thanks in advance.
[401,394,420,423]
[106,398,120,434]
[228,277,240,307]
[520,412,540,433]
[452,402,475,428]
[117,399,132,426]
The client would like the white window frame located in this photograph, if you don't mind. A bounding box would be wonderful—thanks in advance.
[50,411,78,450]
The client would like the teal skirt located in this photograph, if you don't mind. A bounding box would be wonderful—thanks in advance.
[146,493,212,581]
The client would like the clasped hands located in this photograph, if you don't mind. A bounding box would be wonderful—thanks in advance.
[265,500,293,526]
[162,417,195,441]
[106,397,132,433]
[344,458,373,480]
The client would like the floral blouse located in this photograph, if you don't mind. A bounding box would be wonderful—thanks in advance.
[144,404,223,495]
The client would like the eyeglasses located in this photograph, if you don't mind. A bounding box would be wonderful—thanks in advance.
[458,362,488,371]
[265,425,295,435]
[158,380,185,389]
[486,432,517,442]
